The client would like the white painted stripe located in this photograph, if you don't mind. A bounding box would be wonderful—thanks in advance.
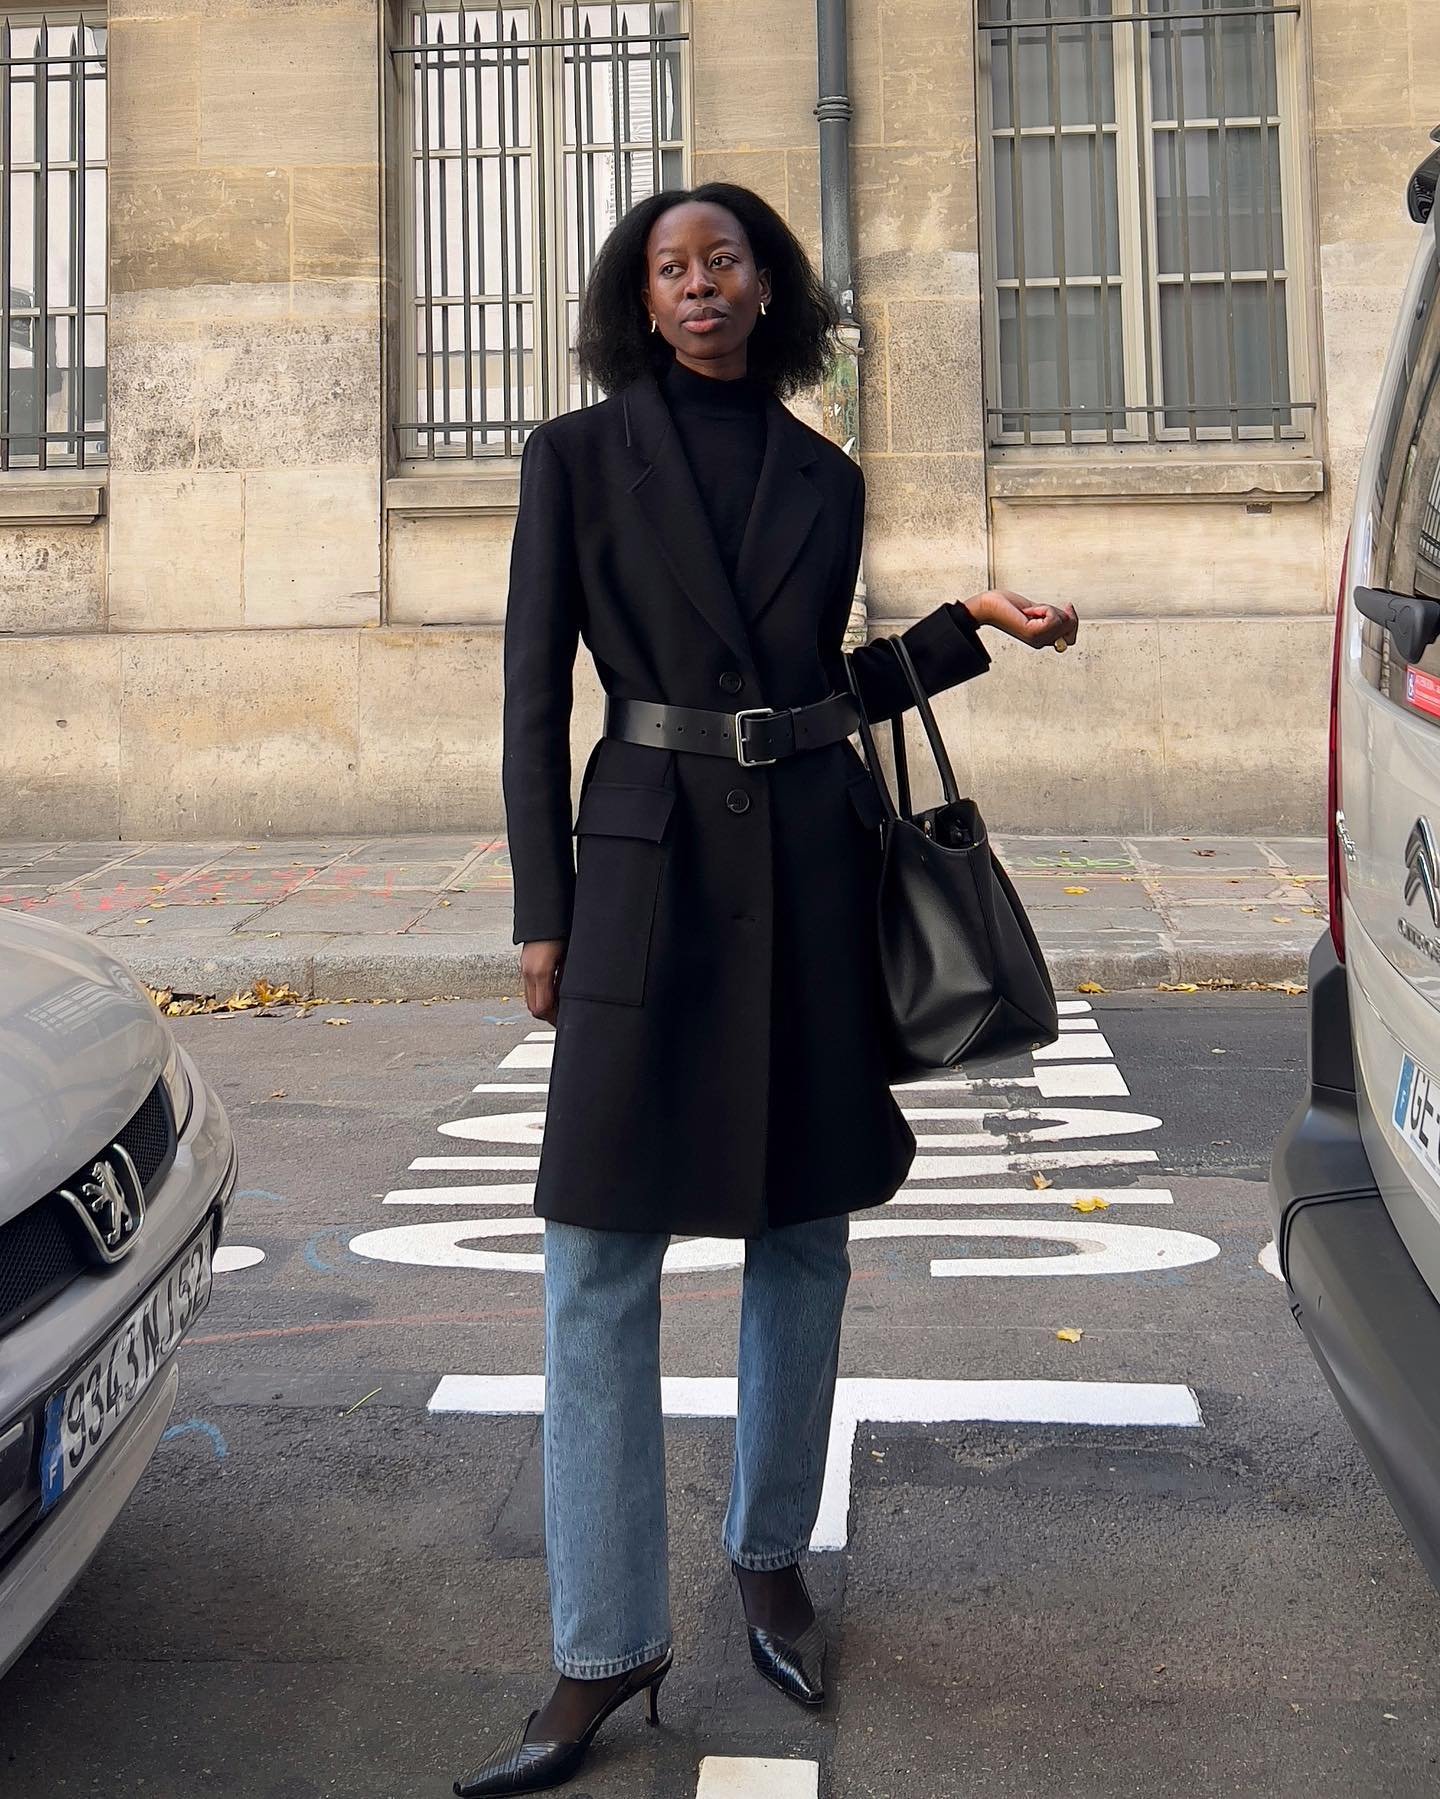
[919,1217,1219,1278]
[1034,1063,1130,1098]
[1060,1017,1100,1032]
[384,1183,536,1206]
[1033,1034,1115,1061]
[411,1155,528,1170]
[214,1245,265,1272]
[892,1075,1037,1091]
[1259,1239,1284,1282]
[907,1149,1158,1178]
[524,1030,556,1041]
[497,1042,553,1068]
[899,1105,1160,1142]
[427,1373,1204,1553]
[886,1187,1173,1207]
[697,1758,819,1798]
[471,1082,550,1093]
[439,1111,546,1143]
[1057,999,1094,1014]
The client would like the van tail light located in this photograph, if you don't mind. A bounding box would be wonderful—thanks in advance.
[1328,536,1350,963]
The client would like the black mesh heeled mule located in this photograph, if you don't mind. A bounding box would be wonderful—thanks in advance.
[452,1649,673,1797]
[731,1562,827,1709]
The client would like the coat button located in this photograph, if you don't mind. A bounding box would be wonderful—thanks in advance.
[726,788,751,814]
[718,670,744,695]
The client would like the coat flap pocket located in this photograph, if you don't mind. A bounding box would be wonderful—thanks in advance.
[573,780,677,842]
[846,773,887,832]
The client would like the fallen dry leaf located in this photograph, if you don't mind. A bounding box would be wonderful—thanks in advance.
[1077,981,1106,995]
[270,1089,287,1098]
[134,917,152,926]
[1194,849,1217,857]
[1056,1328,1084,1344]
[1273,915,1293,924]
[1071,1195,1110,1213]
[1031,1172,1053,1190]
[1158,982,1199,994]
[324,1018,351,1027]
[1063,885,1089,895]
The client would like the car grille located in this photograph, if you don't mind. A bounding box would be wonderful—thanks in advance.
[0,1079,177,1338]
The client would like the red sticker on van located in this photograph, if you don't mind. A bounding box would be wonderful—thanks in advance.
[1407,667,1440,720]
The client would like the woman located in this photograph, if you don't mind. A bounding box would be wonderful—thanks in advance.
[455,182,1077,1797]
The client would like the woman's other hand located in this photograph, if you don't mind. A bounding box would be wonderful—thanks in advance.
[521,938,566,1025]
[967,589,1078,652]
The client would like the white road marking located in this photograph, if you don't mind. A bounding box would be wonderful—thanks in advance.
[1060,1017,1100,1032]
[900,1105,1161,1142]
[350,1215,1218,1280]
[1259,1239,1284,1281]
[213,1245,265,1273]
[1057,999,1093,1014]
[471,1082,550,1093]
[426,1373,1204,1552]
[887,1187,1173,1207]
[439,1111,547,1143]
[385,1183,538,1206]
[525,1030,556,1041]
[1035,1063,1131,1098]
[497,1042,553,1068]
[697,1758,819,1798]
[908,1149,1158,1178]
[1034,1034,1115,1061]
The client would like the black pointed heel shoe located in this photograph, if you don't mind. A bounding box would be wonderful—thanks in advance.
[452,1649,673,1797]
[732,1562,827,1709]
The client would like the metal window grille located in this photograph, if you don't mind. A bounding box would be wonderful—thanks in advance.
[0,11,106,471]
[396,1,686,460]
[978,0,1313,447]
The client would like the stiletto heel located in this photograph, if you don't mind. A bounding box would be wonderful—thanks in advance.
[453,1648,674,1796]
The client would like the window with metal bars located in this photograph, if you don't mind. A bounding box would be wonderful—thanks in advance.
[395,1,686,461]
[977,0,1312,449]
[0,10,106,472]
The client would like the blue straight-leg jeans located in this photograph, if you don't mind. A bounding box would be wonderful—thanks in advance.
[542,1213,852,1678]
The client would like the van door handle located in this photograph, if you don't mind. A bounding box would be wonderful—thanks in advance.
[1354,586,1440,665]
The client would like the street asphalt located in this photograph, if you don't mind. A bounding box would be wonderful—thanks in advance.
[4,993,1439,1799]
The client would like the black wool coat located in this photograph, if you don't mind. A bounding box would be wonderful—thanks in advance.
[502,370,992,1238]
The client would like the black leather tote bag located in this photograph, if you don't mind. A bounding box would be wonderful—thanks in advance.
[842,636,1060,1077]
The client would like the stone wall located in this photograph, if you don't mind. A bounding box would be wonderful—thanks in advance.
[0,0,1434,839]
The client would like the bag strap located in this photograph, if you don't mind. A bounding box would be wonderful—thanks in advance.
[841,651,901,823]
[887,635,962,806]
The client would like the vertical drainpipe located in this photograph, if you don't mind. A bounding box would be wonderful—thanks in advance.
[815,0,867,646]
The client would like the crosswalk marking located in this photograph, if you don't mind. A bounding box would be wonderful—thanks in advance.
[1034,1033,1116,1061]
[887,1187,1173,1207]
[906,1148,1158,1179]
[696,1759,819,1798]
[497,1041,553,1068]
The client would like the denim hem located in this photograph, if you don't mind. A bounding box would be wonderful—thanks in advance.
[725,1545,805,1573]
[553,1637,672,1680]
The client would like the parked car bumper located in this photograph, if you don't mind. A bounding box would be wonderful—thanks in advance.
[1271,932,1440,1588]
[0,1052,238,1680]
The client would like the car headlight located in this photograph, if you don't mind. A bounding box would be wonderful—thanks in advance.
[161,1039,194,1138]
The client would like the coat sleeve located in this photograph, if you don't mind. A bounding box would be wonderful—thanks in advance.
[501,426,583,946]
[830,468,992,726]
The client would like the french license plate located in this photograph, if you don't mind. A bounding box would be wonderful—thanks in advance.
[1394,1053,1440,1182]
[39,1230,213,1514]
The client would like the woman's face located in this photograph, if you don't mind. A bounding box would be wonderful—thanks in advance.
[642,201,772,376]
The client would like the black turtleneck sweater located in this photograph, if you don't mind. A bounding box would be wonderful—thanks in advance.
[661,357,768,598]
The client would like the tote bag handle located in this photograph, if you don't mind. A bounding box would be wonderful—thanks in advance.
[843,635,963,817]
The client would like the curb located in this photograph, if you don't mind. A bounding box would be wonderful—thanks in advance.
[112,929,1317,1004]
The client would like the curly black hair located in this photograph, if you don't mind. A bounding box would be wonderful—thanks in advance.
[574,182,841,399]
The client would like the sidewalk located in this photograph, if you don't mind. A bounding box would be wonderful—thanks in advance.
[0,831,1325,1000]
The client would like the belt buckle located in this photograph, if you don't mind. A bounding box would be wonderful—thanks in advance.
[734,707,780,768]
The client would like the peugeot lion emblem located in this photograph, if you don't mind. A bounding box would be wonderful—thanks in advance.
[1406,818,1440,930]
[59,1142,146,1263]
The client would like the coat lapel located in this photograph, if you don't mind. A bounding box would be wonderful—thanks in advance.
[621,373,754,668]
[734,395,822,627]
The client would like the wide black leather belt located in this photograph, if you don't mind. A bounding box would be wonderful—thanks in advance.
[604,691,860,768]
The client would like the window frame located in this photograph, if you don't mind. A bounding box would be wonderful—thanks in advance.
[391,0,690,471]
[975,0,1315,456]
[0,5,108,476]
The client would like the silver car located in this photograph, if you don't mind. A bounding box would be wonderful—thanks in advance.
[0,909,237,1678]
[1272,132,1440,1583]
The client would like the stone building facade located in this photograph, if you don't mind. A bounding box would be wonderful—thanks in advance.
[0,0,1432,838]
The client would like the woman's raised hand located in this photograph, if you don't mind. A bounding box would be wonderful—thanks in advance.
[967,589,1078,652]
[521,938,566,1025]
